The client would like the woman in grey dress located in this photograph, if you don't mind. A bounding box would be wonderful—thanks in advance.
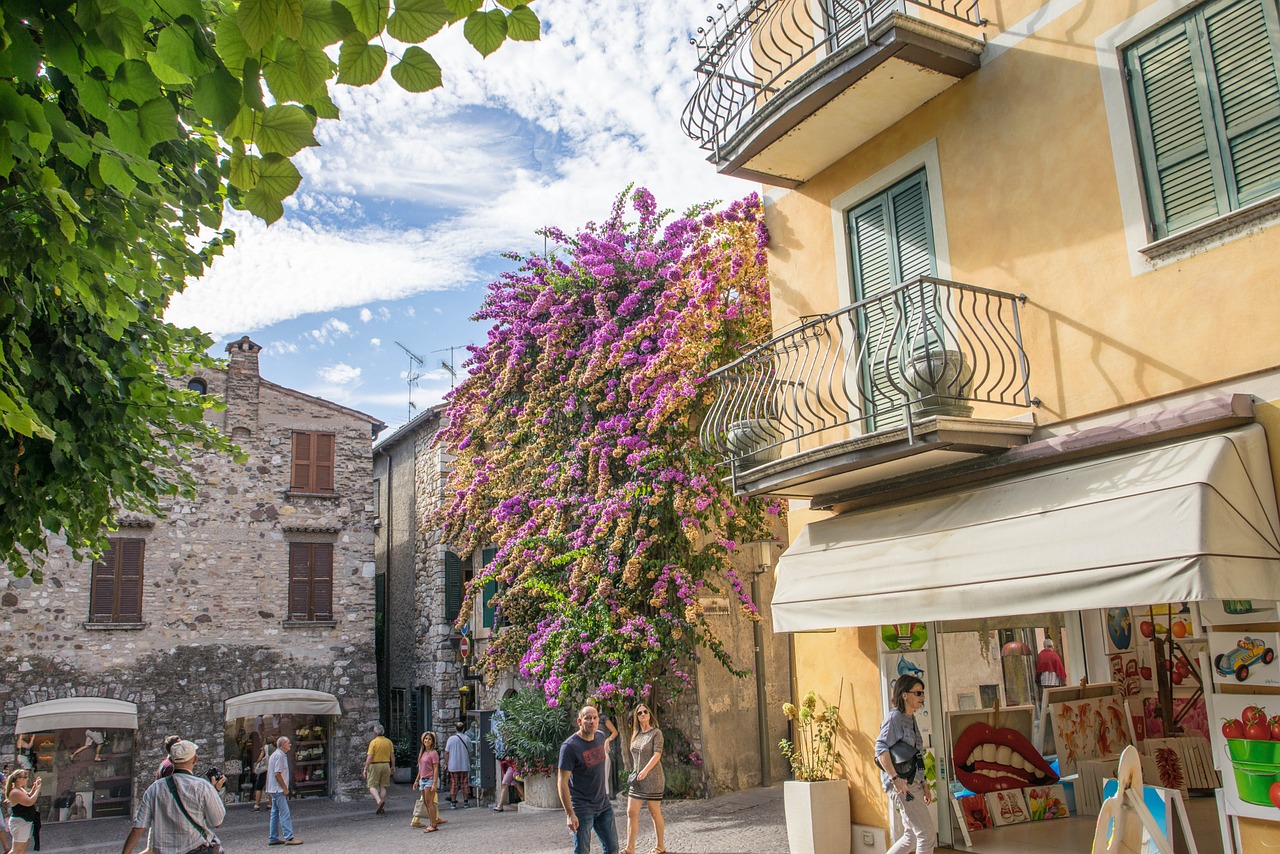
[623,704,665,854]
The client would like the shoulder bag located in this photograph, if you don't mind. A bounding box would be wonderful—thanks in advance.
[166,776,225,854]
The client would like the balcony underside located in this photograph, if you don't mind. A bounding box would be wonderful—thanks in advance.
[718,15,984,187]
[728,415,1035,499]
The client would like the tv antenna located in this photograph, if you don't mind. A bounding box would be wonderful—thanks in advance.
[395,341,425,420]
[433,344,462,389]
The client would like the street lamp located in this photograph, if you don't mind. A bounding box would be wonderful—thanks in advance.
[744,538,782,787]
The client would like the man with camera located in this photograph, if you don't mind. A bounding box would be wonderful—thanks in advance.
[121,740,225,854]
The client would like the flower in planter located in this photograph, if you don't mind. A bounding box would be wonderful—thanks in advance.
[779,690,842,782]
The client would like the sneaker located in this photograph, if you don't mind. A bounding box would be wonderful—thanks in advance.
[450,803,457,810]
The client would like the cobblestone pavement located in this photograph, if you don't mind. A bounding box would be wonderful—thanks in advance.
[39,781,791,854]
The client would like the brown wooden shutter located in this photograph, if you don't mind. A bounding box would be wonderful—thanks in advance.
[89,543,119,623]
[292,432,312,490]
[314,434,335,493]
[311,544,333,619]
[289,543,313,620]
[117,539,144,621]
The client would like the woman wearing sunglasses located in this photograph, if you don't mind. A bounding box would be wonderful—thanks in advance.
[875,675,934,854]
[622,705,666,854]
[4,768,41,854]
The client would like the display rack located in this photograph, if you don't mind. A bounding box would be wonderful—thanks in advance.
[292,739,328,798]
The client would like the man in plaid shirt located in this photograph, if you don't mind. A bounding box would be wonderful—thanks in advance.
[121,740,225,854]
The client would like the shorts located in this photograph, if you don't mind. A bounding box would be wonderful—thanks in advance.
[253,771,267,792]
[367,762,391,788]
[9,817,33,844]
[501,766,516,786]
[418,778,435,791]
[84,730,106,746]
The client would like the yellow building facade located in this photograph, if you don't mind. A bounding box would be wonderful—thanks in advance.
[684,0,1280,850]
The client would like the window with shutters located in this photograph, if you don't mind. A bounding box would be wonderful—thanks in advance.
[89,538,145,623]
[846,170,937,432]
[1126,0,1280,239]
[444,550,464,626]
[290,431,336,494]
[288,542,334,622]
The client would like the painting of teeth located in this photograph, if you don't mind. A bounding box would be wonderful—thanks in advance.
[951,721,1059,793]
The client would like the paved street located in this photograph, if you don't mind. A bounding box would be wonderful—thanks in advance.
[39,781,790,854]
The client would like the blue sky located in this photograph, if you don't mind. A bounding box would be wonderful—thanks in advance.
[165,2,748,431]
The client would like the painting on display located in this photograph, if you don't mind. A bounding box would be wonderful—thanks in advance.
[1026,784,1070,820]
[1129,602,1198,643]
[1106,607,1134,653]
[1108,652,1143,697]
[1208,631,1280,687]
[948,707,1057,794]
[1207,693,1280,821]
[879,653,933,743]
[986,788,1030,826]
[1134,639,1205,696]
[1200,599,1279,626]
[1141,696,1209,741]
[957,793,992,831]
[1047,694,1131,777]
[881,623,928,651]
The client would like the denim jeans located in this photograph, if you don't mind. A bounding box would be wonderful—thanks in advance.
[268,792,294,843]
[570,807,618,854]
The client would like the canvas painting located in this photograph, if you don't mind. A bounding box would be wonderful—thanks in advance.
[1108,652,1143,697]
[1142,696,1209,741]
[1047,695,1131,776]
[1200,599,1279,626]
[1208,631,1280,687]
[880,653,933,743]
[949,709,1056,794]
[986,788,1030,826]
[1129,602,1198,643]
[1026,784,1070,820]
[1207,693,1280,822]
[881,622,928,650]
[957,793,991,831]
[1106,607,1134,652]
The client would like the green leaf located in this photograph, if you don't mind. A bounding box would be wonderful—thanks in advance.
[387,0,449,43]
[214,16,252,78]
[505,5,539,42]
[256,104,318,155]
[337,38,387,86]
[42,15,84,73]
[126,156,163,185]
[263,42,334,102]
[230,150,261,189]
[155,25,205,81]
[463,9,507,57]
[256,153,303,201]
[151,0,206,21]
[243,58,266,110]
[443,0,481,20]
[300,0,357,49]
[137,98,180,147]
[304,91,341,120]
[98,153,139,195]
[100,8,149,60]
[104,108,148,157]
[0,19,42,82]
[193,68,242,128]
[112,60,163,106]
[242,186,285,223]
[337,0,390,38]
[58,138,93,168]
[389,46,441,93]
[238,0,304,52]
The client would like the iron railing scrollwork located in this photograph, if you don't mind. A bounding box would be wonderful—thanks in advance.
[682,0,985,156]
[700,277,1031,472]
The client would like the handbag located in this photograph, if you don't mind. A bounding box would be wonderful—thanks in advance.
[166,776,225,854]
[887,739,920,783]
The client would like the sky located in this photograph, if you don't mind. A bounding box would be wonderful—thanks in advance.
[165,2,750,433]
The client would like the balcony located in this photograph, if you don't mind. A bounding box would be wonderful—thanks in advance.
[700,277,1034,500]
[682,0,986,186]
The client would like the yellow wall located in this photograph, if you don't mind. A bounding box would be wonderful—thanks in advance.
[764,1,1280,845]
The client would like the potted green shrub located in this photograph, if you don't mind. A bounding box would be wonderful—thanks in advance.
[392,736,416,784]
[488,689,573,809]
[779,690,849,854]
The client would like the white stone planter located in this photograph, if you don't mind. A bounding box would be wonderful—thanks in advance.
[784,779,850,854]
[517,772,560,812]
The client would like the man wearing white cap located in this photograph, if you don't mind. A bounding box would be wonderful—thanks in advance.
[121,740,225,854]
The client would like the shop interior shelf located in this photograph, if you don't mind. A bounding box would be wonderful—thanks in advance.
[294,740,326,747]
[295,782,327,798]
[294,759,326,767]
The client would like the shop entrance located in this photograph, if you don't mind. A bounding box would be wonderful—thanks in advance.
[223,688,343,802]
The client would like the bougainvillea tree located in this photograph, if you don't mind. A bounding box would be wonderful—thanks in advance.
[439,186,780,710]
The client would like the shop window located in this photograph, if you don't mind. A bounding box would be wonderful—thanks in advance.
[89,538,144,623]
[18,729,136,820]
[290,431,335,494]
[226,715,331,801]
[288,543,333,621]
[1126,0,1280,239]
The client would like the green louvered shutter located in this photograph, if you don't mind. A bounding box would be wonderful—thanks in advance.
[847,171,935,431]
[480,547,497,628]
[444,550,464,625]
[1203,0,1280,206]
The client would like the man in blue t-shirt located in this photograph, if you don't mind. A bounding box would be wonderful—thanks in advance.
[557,705,618,854]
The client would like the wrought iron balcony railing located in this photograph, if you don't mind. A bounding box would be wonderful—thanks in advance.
[700,277,1031,472]
[681,0,985,157]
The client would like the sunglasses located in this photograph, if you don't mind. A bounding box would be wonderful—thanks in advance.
[907,690,925,697]
[636,710,649,716]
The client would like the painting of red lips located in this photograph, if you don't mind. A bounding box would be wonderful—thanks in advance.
[953,722,1059,793]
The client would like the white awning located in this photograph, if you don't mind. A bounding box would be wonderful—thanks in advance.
[224,689,342,721]
[16,698,139,734]
[773,424,1280,632]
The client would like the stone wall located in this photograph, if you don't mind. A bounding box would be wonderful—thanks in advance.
[0,338,381,807]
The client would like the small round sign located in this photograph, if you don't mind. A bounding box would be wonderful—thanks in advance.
[459,636,471,656]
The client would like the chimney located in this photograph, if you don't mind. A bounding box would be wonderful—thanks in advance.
[225,336,262,434]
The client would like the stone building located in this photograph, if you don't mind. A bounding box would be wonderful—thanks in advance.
[0,336,384,823]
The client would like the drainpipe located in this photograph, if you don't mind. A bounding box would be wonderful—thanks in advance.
[751,570,771,787]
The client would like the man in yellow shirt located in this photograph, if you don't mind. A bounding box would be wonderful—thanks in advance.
[363,724,395,814]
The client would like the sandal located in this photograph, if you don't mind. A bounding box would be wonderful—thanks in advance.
[422,827,438,833]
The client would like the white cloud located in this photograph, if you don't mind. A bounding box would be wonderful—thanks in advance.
[370,337,382,347]
[265,340,299,356]
[359,307,373,323]
[318,363,362,385]
[307,317,353,346]
[166,3,744,337]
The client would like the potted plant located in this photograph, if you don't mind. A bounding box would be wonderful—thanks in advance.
[488,688,573,809]
[779,690,850,854]
[392,737,416,784]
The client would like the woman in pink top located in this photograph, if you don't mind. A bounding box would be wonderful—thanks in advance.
[412,732,444,832]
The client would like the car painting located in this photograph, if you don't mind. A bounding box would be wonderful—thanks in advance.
[1215,637,1276,682]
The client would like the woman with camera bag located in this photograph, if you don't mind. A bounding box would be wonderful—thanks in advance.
[874,675,933,854]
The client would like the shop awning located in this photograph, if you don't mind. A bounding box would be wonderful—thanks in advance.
[773,424,1280,631]
[224,689,343,721]
[15,698,138,734]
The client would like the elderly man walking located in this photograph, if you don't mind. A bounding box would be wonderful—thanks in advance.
[121,740,225,854]
[266,736,302,845]
[364,723,395,814]
[558,705,618,854]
